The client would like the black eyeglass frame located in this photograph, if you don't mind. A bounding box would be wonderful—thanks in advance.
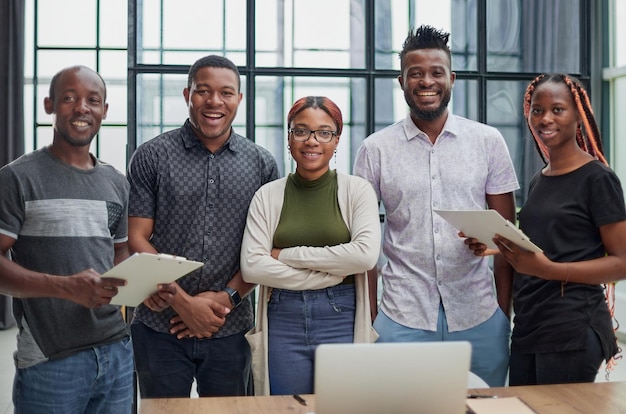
[288,128,338,143]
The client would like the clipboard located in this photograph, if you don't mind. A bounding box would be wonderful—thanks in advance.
[434,209,542,253]
[103,253,204,306]
[466,396,537,414]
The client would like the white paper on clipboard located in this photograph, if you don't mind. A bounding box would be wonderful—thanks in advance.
[103,253,204,306]
[434,209,543,253]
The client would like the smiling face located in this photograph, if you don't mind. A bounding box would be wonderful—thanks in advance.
[44,67,108,148]
[528,81,579,152]
[399,48,455,124]
[289,107,340,181]
[184,66,243,151]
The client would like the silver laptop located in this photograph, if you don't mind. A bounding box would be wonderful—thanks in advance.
[314,341,472,414]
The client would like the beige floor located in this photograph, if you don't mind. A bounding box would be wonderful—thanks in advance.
[1,326,626,413]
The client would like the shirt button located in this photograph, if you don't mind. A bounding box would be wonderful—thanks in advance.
[438,280,443,286]
[208,203,214,208]
[210,154,215,159]
[209,179,215,184]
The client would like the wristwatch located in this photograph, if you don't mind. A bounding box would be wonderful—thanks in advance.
[222,287,242,308]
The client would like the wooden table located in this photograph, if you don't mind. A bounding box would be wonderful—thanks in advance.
[139,394,315,414]
[139,382,626,413]
[468,381,626,413]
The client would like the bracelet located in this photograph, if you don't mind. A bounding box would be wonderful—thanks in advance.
[561,263,569,297]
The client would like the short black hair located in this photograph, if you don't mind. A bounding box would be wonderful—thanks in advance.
[187,55,241,91]
[49,65,107,101]
[399,25,451,70]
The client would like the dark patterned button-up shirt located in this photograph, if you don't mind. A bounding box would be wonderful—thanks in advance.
[128,120,279,337]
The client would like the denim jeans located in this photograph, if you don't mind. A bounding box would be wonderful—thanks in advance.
[374,303,511,387]
[13,337,134,414]
[509,326,604,385]
[267,284,356,395]
[131,322,251,398]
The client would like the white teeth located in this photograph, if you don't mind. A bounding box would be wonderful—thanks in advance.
[72,121,88,127]
[205,113,222,118]
[417,91,437,96]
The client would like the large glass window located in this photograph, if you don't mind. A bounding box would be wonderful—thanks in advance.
[24,0,596,206]
[24,0,128,174]
[486,0,581,73]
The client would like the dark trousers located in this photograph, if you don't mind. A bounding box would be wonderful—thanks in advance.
[509,326,604,385]
[131,322,251,398]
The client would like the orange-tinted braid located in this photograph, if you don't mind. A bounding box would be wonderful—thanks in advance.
[523,74,550,164]
[562,76,608,165]
[523,73,607,166]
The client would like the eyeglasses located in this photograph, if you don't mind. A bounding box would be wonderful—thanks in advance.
[288,128,337,143]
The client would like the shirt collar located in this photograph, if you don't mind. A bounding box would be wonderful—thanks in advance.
[402,112,459,142]
[181,119,239,153]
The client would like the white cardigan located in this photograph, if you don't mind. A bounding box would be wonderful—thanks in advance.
[241,171,381,395]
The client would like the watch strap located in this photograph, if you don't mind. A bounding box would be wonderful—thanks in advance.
[222,286,242,308]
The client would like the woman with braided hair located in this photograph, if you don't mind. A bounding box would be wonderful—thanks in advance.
[465,73,626,385]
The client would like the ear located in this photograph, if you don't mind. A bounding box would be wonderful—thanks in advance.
[43,97,54,114]
[397,74,404,89]
[183,87,190,105]
[102,102,109,120]
[450,71,456,85]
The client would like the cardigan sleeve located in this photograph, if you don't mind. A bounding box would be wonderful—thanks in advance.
[240,182,344,290]
[277,176,381,275]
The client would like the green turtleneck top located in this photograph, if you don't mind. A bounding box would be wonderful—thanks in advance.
[273,169,351,249]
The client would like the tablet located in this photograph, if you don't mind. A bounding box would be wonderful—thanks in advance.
[434,209,542,253]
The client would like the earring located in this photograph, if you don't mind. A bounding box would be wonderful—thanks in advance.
[287,145,291,161]
[333,150,337,168]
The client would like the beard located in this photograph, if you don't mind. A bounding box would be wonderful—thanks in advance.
[404,88,452,121]
[60,131,96,147]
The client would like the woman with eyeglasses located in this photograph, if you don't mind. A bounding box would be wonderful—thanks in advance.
[241,96,381,395]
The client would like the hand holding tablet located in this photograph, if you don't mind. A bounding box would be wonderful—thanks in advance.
[434,209,542,253]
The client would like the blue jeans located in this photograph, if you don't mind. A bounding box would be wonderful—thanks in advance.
[13,337,134,414]
[509,326,604,385]
[267,284,355,395]
[374,303,510,386]
[131,322,251,398]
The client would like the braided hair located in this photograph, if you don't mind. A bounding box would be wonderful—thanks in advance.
[523,73,607,166]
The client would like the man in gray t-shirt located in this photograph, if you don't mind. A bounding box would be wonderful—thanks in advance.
[0,65,133,413]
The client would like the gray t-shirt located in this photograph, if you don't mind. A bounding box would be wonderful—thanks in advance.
[0,147,130,367]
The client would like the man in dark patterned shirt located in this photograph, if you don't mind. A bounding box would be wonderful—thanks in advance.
[127,55,279,398]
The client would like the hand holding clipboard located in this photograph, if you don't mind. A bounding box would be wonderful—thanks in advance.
[102,253,204,306]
